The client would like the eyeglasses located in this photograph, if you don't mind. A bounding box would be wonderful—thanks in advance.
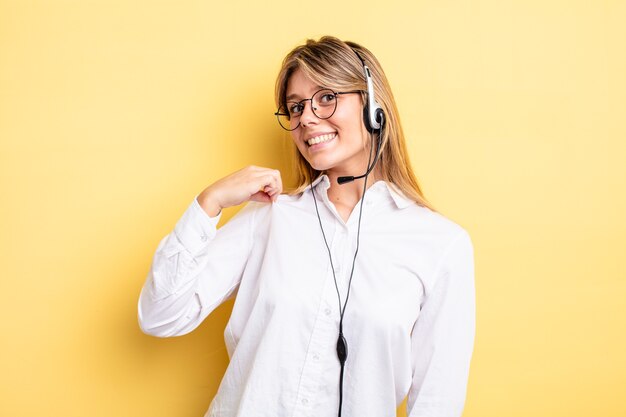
[274,88,363,131]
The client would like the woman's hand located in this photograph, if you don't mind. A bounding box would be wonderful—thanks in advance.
[197,166,283,217]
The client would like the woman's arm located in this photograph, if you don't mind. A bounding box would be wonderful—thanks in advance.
[137,166,282,337]
[137,196,258,337]
[407,230,476,417]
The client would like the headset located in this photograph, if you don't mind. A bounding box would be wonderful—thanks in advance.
[337,47,386,184]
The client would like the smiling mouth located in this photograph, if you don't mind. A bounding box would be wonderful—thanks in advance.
[307,133,336,146]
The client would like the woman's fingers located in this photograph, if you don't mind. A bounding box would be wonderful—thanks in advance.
[253,170,282,201]
[250,190,273,203]
[273,170,283,199]
[199,166,283,211]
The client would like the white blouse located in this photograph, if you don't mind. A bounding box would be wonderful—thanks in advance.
[138,175,476,417]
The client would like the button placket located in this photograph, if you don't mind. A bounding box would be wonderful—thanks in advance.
[328,221,346,291]
[294,329,330,412]
[292,261,338,414]
[338,226,357,296]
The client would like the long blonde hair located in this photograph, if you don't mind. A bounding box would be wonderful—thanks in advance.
[275,36,436,212]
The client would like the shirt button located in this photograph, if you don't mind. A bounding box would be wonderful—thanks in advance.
[301,398,308,405]
[200,234,208,242]
[313,353,320,360]
[325,308,331,316]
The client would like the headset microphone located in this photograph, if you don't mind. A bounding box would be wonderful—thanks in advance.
[336,123,384,184]
[337,50,385,185]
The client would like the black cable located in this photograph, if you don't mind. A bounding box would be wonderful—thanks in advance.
[310,130,377,417]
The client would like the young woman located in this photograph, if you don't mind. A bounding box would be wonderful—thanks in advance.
[138,36,475,417]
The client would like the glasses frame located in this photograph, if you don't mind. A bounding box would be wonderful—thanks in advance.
[274,89,364,131]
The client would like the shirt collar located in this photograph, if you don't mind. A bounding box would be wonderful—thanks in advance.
[305,174,414,210]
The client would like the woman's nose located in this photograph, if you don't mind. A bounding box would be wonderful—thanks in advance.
[299,100,318,127]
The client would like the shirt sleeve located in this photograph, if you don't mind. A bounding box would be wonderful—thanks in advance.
[137,196,257,337]
[407,230,476,417]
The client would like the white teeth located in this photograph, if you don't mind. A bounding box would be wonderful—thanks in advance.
[307,133,336,146]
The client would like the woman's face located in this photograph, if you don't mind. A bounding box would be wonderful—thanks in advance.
[286,68,371,176]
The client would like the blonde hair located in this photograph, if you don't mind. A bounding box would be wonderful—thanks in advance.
[275,36,436,212]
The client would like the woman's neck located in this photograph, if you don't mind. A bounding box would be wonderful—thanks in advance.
[325,166,383,211]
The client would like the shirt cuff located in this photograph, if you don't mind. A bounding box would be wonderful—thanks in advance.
[173,195,222,255]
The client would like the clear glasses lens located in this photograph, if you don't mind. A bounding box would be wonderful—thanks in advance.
[276,109,295,131]
[309,89,338,119]
[276,89,338,131]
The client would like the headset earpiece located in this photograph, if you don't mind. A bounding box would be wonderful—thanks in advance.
[351,48,385,133]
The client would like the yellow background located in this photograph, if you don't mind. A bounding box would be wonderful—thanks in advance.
[1,1,625,416]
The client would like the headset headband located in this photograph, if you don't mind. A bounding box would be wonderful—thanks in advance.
[350,48,384,133]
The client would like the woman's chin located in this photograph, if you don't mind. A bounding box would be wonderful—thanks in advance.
[307,159,333,172]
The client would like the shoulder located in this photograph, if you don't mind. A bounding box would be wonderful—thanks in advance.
[391,204,473,281]
[410,206,474,283]
[231,192,311,224]
[400,203,470,242]
[383,181,469,242]
[232,195,306,230]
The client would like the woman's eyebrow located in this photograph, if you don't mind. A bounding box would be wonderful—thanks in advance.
[286,86,325,101]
